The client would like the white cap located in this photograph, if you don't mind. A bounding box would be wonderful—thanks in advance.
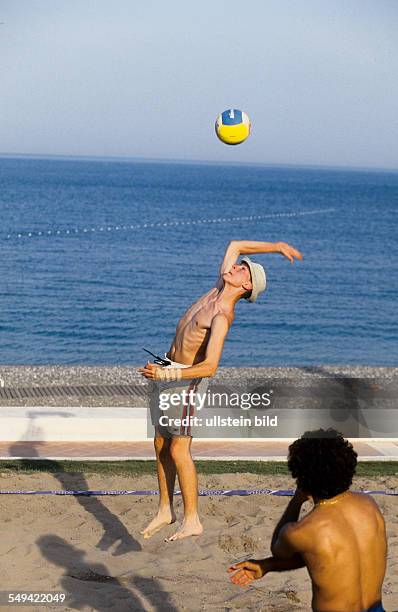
[241,256,267,302]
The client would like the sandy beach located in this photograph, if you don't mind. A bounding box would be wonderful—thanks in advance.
[0,471,397,611]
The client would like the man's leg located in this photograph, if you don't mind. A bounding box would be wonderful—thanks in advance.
[140,431,177,538]
[166,436,203,541]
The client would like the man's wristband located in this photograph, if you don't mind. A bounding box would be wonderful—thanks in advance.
[155,367,182,382]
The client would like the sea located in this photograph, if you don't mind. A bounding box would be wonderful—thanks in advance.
[0,155,397,366]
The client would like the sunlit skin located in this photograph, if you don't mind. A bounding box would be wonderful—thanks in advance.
[138,240,302,541]
[227,488,387,612]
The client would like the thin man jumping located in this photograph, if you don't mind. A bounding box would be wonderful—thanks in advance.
[139,240,302,541]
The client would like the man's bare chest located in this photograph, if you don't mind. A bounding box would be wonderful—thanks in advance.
[177,292,220,335]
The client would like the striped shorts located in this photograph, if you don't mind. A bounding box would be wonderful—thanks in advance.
[150,356,209,438]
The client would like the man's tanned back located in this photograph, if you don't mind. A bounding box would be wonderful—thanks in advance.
[298,492,386,612]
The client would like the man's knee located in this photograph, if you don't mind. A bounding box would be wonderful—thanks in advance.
[154,434,171,456]
[170,437,192,464]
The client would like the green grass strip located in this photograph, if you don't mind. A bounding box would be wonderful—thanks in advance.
[0,460,397,478]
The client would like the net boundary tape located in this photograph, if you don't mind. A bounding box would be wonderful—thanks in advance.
[0,489,396,496]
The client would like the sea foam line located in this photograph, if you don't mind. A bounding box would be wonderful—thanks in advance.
[5,208,335,241]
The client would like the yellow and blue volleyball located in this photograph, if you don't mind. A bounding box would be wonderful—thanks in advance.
[215,108,251,145]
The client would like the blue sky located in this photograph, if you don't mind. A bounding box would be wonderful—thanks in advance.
[1,0,397,169]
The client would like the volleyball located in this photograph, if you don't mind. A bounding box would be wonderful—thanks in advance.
[215,108,251,145]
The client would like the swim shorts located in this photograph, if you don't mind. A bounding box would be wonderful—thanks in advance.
[363,604,384,612]
[149,355,209,438]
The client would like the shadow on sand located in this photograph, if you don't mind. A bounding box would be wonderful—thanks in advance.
[9,414,141,555]
[37,534,177,611]
[8,416,177,611]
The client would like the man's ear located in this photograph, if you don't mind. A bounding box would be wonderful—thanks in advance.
[242,280,252,292]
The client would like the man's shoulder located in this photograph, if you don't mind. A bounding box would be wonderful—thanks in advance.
[271,519,314,558]
[284,517,312,539]
[192,286,219,307]
[211,312,233,329]
[349,492,385,525]
[281,510,324,550]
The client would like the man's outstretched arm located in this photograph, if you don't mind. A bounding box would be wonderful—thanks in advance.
[139,313,229,380]
[219,240,302,277]
[228,490,309,587]
[228,555,306,587]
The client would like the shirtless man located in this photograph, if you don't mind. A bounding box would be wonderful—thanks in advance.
[139,240,302,541]
[228,429,387,612]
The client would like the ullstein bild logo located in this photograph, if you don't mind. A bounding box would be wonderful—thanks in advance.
[158,413,278,429]
[158,389,273,412]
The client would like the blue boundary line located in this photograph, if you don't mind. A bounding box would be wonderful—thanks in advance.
[0,489,397,496]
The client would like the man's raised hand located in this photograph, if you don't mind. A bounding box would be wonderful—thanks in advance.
[277,242,303,264]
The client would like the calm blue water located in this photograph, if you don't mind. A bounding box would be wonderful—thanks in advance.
[0,156,397,366]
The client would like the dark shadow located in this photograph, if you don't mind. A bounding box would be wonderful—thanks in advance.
[298,365,396,438]
[212,367,398,440]
[37,534,178,612]
[9,415,141,555]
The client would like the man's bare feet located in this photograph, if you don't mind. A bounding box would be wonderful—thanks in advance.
[165,516,203,541]
[140,508,176,539]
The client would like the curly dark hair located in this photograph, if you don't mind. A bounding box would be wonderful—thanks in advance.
[287,428,358,499]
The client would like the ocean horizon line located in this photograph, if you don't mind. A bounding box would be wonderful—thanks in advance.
[1,152,398,175]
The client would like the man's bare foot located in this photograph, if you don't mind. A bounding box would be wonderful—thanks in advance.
[140,508,176,539]
[165,517,203,541]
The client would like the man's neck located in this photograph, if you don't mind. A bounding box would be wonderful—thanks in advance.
[313,490,350,507]
[216,282,243,307]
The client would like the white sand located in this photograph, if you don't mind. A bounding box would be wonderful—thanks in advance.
[0,471,397,611]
